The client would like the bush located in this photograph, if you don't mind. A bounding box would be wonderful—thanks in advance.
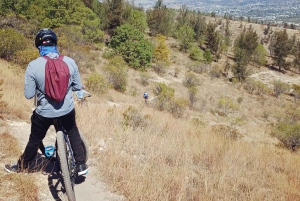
[152,61,167,75]
[104,56,128,92]
[217,97,239,116]
[86,73,108,95]
[171,98,188,118]
[272,122,300,151]
[153,83,175,111]
[0,28,28,61]
[189,46,203,61]
[13,49,39,68]
[153,34,170,63]
[209,65,222,78]
[273,80,290,98]
[183,72,199,88]
[109,24,154,70]
[122,106,149,129]
[186,61,210,74]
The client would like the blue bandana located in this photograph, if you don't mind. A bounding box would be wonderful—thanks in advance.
[38,46,59,56]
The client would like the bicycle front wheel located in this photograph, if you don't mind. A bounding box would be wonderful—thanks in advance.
[57,131,76,201]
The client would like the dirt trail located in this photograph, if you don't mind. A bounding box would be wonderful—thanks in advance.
[4,120,125,201]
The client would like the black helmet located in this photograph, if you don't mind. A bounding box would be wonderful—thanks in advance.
[35,28,57,48]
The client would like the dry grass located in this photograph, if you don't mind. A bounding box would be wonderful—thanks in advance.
[0,132,39,200]
[1,17,300,200]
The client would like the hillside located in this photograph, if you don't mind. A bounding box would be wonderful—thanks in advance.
[1,13,300,201]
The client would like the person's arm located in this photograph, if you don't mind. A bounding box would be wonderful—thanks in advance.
[24,64,36,99]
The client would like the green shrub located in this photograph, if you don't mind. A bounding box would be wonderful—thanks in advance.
[102,48,117,59]
[272,122,300,151]
[153,83,175,111]
[0,28,28,61]
[189,46,203,61]
[86,73,108,95]
[153,34,170,63]
[217,97,239,116]
[109,24,154,70]
[104,56,128,92]
[14,49,39,68]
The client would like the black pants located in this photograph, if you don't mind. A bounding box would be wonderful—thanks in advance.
[18,109,85,168]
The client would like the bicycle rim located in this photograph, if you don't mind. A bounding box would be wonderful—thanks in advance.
[57,131,76,201]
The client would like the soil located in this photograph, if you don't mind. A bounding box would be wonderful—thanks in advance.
[2,120,125,201]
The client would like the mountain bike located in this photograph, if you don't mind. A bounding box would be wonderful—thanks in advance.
[41,119,89,201]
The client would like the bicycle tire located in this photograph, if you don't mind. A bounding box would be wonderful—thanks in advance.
[79,131,89,163]
[57,131,76,201]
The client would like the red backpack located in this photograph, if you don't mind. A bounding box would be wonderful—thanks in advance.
[43,55,70,101]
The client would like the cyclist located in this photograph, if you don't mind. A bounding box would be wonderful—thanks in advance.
[4,28,88,176]
[143,91,149,104]
[76,86,91,105]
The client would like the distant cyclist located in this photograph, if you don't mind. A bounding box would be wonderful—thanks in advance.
[143,92,148,104]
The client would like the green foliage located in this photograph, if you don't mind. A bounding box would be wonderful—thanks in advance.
[146,0,174,37]
[127,9,147,32]
[0,28,28,60]
[269,29,295,71]
[189,45,203,61]
[101,0,128,33]
[102,48,117,59]
[273,80,290,98]
[86,73,108,95]
[104,56,128,92]
[153,34,170,63]
[252,44,267,66]
[109,24,154,70]
[272,122,300,151]
[234,29,258,66]
[203,49,213,63]
[13,49,39,68]
[175,25,195,52]
[217,97,239,116]
[205,22,223,60]
[153,83,175,111]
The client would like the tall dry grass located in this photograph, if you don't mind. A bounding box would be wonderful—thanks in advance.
[0,132,39,200]
[76,96,300,200]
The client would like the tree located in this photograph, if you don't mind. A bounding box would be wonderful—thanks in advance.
[153,34,170,63]
[175,25,195,52]
[269,29,294,71]
[146,0,174,36]
[109,24,153,70]
[252,44,267,66]
[126,9,147,32]
[101,0,127,34]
